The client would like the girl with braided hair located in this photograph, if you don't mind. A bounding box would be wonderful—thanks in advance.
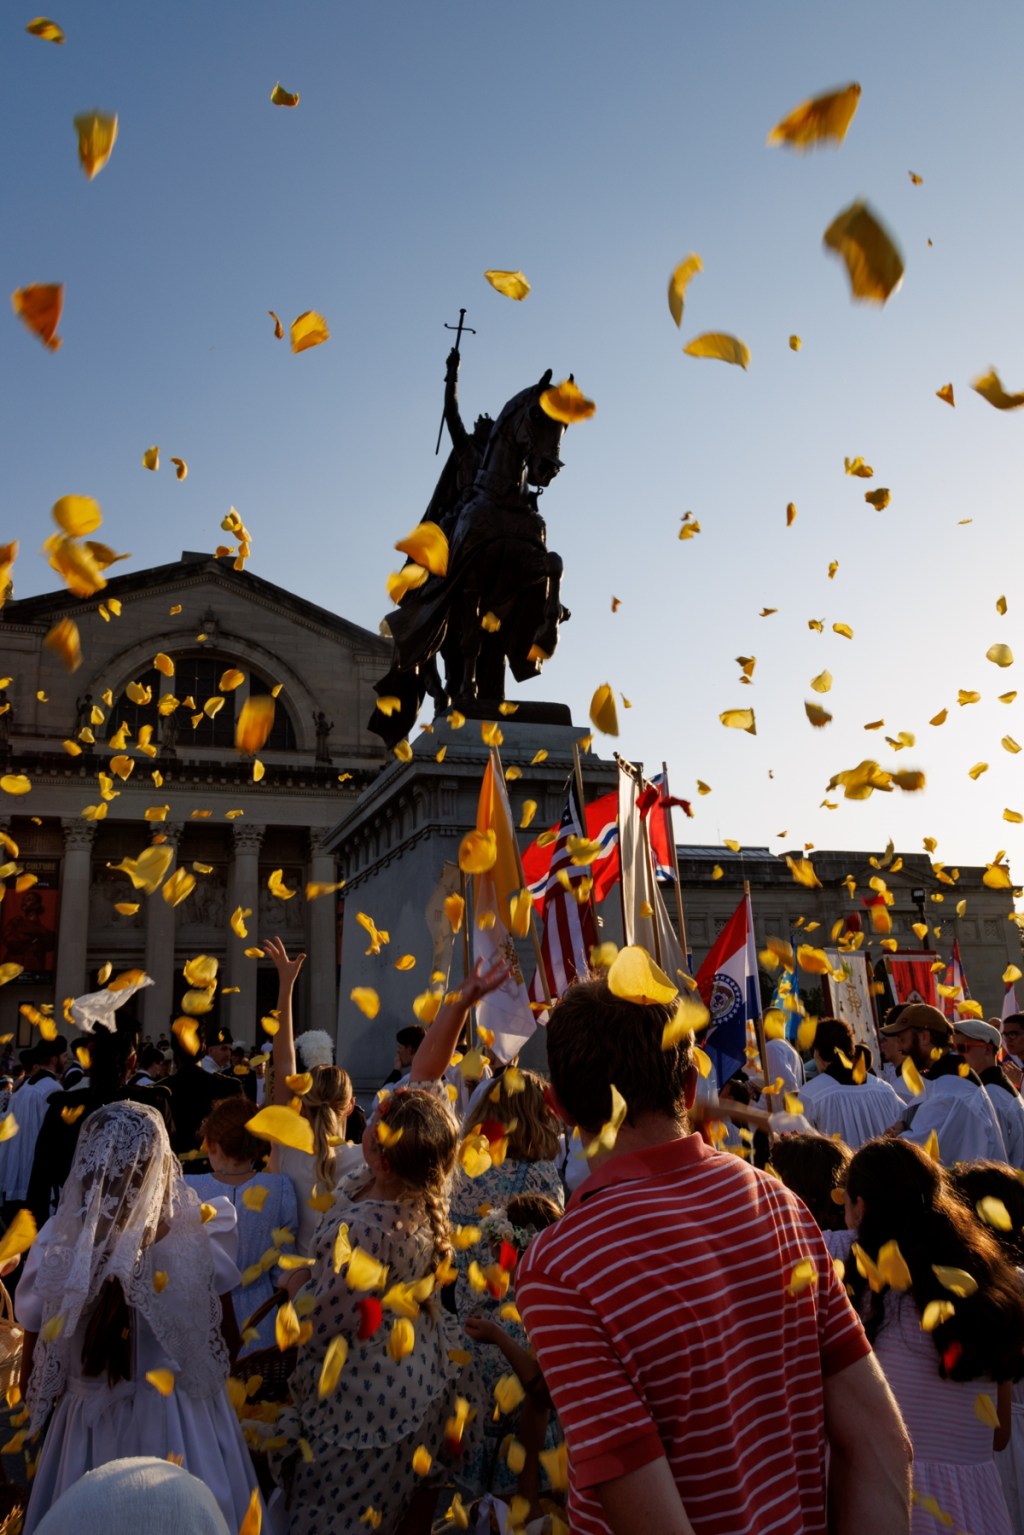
[271,958,510,1535]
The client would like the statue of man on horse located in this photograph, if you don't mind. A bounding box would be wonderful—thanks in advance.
[368,343,576,748]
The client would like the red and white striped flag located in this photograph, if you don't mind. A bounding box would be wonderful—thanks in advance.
[528,776,598,1021]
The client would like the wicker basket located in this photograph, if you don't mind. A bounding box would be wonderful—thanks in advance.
[237,1289,297,1403]
[0,1286,23,1402]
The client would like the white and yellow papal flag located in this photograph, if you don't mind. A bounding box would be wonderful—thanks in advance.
[473,758,537,1062]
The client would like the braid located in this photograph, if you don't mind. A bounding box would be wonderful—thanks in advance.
[421,1180,453,1269]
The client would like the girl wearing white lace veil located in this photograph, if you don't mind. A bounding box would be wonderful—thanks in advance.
[16,1100,264,1535]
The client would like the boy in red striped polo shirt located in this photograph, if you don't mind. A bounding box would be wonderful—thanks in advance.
[517,977,912,1535]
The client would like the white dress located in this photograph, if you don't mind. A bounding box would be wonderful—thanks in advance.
[17,1211,262,1535]
[873,1291,1012,1535]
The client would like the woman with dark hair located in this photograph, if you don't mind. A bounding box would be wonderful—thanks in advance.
[952,1162,1024,1534]
[845,1138,1024,1533]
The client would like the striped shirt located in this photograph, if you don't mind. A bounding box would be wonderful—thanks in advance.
[517,1133,869,1535]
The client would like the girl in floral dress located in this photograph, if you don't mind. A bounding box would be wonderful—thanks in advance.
[272,959,509,1535]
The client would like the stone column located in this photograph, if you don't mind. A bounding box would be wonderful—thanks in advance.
[226,822,265,1043]
[143,823,183,1032]
[307,829,339,1036]
[54,820,97,1006]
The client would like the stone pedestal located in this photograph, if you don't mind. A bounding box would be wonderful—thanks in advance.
[323,713,619,1092]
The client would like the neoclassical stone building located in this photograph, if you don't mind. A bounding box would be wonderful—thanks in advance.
[0,551,390,1045]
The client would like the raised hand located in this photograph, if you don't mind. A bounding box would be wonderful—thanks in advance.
[262,935,306,989]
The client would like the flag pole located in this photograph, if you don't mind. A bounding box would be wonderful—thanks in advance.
[613,751,663,966]
[661,759,690,966]
[634,759,664,967]
[459,866,473,1050]
[489,744,553,1008]
[572,742,602,945]
[745,878,775,1112]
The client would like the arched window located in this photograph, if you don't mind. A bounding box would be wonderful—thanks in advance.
[105,667,161,744]
[106,657,297,752]
[249,675,297,750]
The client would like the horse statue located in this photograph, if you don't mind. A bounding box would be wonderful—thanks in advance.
[368,367,570,748]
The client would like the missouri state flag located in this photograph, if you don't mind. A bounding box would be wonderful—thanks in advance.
[695,892,760,1087]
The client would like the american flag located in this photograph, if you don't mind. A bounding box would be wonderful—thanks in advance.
[528,775,598,1020]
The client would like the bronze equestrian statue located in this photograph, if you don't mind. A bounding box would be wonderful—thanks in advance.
[369,353,571,748]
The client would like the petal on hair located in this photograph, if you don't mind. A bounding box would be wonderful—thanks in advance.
[932,1264,978,1298]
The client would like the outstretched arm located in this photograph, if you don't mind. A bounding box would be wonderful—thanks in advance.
[262,936,306,1106]
[409,957,512,1083]
[443,347,468,451]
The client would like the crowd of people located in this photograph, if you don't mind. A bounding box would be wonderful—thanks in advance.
[2,948,1024,1534]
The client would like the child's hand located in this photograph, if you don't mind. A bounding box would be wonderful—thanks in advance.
[465,1313,500,1345]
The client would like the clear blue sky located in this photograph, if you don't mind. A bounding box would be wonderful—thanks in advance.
[5,0,1024,873]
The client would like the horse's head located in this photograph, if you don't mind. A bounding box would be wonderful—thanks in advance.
[487,369,566,489]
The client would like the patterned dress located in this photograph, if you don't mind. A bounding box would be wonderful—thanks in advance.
[449,1158,565,1499]
[274,1164,484,1535]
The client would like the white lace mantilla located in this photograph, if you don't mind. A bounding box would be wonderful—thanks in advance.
[28,1101,228,1429]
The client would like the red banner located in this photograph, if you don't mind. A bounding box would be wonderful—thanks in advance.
[884,951,940,1007]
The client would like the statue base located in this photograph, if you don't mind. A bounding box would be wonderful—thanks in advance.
[445,699,573,728]
[323,711,619,1091]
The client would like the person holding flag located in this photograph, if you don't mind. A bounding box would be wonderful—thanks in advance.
[695,890,761,1089]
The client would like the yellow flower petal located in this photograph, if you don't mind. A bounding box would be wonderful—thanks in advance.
[12,284,63,351]
[823,200,904,304]
[291,310,329,353]
[443,893,465,934]
[667,253,702,327]
[864,488,890,511]
[268,869,296,901]
[458,828,496,875]
[350,988,380,1020]
[805,701,832,728]
[246,1105,314,1155]
[683,332,750,369]
[394,521,449,578]
[145,1368,175,1397]
[789,335,802,351]
[902,1057,925,1097]
[932,1264,978,1298]
[539,378,596,423]
[720,708,756,734]
[973,369,1024,411]
[170,457,187,480]
[1,775,31,797]
[787,1259,817,1296]
[484,269,530,301]
[346,1247,389,1292]
[236,696,275,753]
[26,18,64,42]
[607,946,678,1006]
[51,495,102,537]
[270,82,300,107]
[142,445,160,472]
[936,382,955,407]
[987,644,1014,668]
[318,1334,348,1397]
[767,82,861,150]
[589,683,618,736]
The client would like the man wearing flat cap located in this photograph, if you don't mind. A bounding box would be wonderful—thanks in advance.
[953,1017,1024,1167]
[881,1002,1006,1164]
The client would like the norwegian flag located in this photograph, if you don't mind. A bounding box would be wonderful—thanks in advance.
[528,776,598,1020]
[521,778,674,914]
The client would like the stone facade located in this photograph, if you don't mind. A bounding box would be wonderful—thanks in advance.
[0,551,391,1046]
[670,845,1019,1019]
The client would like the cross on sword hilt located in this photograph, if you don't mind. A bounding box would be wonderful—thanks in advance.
[435,308,476,454]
